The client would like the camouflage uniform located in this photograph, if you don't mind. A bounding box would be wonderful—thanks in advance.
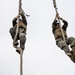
[67,37,75,48]
[52,18,71,55]
[9,13,27,53]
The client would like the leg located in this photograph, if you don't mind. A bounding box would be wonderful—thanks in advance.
[57,40,72,56]
[68,37,75,48]
[16,28,26,54]
[19,32,26,50]
[57,40,69,52]
[9,27,19,46]
[16,33,26,54]
[70,52,75,63]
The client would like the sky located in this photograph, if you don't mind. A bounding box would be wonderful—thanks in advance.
[0,0,75,75]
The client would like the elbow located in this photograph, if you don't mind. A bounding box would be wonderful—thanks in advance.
[66,22,68,27]
[63,21,68,27]
[13,18,17,21]
[65,22,68,26]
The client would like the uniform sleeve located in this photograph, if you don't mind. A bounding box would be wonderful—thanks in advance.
[21,14,27,26]
[12,18,17,27]
[52,19,58,33]
[62,20,68,31]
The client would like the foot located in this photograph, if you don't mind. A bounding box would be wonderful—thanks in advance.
[66,52,72,57]
[14,42,19,46]
[16,49,20,54]
[16,49,23,54]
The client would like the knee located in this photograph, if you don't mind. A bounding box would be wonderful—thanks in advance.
[68,37,75,44]
[19,33,25,38]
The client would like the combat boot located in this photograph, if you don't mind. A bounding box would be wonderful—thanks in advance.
[66,52,72,57]
[16,49,23,54]
[14,41,19,46]
[16,49,20,54]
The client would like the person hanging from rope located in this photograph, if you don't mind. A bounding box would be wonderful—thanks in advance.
[9,10,27,54]
[52,13,72,56]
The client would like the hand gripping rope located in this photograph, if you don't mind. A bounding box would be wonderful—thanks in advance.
[13,0,23,75]
[53,0,66,42]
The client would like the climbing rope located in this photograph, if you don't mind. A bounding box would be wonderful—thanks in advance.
[13,0,23,75]
[53,0,66,42]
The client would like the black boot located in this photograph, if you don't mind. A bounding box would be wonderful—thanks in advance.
[16,49,20,54]
[14,41,19,46]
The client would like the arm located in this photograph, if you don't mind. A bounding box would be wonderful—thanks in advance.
[52,13,59,26]
[52,17,58,33]
[61,18,68,31]
[21,14,27,26]
[12,17,18,27]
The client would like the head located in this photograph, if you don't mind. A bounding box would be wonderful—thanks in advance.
[55,19,60,27]
[55,23,60,29]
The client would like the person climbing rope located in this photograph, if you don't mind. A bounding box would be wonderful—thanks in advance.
[9,10,27,54]
[52,13,72,56]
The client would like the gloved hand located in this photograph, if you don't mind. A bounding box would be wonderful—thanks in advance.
[16,15,19,19]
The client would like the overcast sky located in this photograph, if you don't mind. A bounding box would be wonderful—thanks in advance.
[0,0,75,75]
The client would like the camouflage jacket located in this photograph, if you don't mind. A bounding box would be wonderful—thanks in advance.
[12,14,27,31]
[52,19,68,40]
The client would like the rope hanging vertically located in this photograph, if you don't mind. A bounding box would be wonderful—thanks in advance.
[13,0,23,75]
[18,1,23,75]
[53,0,66,42]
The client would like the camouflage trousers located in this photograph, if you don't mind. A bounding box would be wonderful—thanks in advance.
[19,28,26,50]
[68,37,75,48]
[56,39,70,53]
[9,27,26,50]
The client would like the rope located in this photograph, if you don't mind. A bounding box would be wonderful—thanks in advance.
[13,0,22,48]
[20,48,23,75]
[13,0,23,75]
[53,0,66,42]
